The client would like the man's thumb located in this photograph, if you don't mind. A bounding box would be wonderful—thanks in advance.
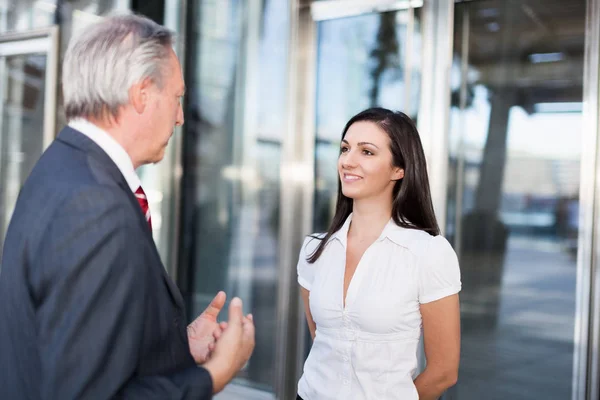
[228,297,244,325]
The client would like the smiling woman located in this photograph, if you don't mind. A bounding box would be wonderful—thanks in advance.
[297,108,461,400]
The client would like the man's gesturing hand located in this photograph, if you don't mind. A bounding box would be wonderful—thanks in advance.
[203,297,256,394]
[187,291,227,364]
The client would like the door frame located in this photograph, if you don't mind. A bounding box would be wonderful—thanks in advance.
[310,0,423,21]
[577,0,600,399]
[0,26,60,150]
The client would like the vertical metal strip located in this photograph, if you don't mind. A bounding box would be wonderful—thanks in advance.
[417,0,454,233]
[42,26,59,149]
[275,0,316,398]
[581,0,600,397]
[574,0,600,398]
[454,5,469,260]
[166,0,187,280]
[404,5,414,112]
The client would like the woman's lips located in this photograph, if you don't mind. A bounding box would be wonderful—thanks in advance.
[342,173,362,183]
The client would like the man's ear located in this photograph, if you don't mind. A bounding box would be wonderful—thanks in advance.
[392,168,405,181]
[129,77,152,114]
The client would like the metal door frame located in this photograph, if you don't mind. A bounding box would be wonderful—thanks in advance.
[0,26,60,149]
[576,0,600,399]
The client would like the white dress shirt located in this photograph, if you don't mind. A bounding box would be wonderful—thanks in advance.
[68,119,141,193]
[297,214,461,400]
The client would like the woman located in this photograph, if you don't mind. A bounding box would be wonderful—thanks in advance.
[296,108,461,400]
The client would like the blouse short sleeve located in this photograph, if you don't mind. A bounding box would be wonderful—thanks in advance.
[418,235,462,304]
[297,235,321,291]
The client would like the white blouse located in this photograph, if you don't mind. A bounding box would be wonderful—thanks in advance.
[297,214,461,400]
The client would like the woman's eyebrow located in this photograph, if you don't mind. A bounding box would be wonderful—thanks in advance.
[358,141,379,149]
[341,139,379,149]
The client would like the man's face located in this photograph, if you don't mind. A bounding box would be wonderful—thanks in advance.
[142,48,185,164]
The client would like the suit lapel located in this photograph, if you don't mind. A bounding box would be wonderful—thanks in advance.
[56,127,185,310]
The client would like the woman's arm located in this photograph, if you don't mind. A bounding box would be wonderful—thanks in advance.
[300,287,316,340]
[414,294,460,400]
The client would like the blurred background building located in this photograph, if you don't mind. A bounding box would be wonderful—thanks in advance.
[1,0,600,399]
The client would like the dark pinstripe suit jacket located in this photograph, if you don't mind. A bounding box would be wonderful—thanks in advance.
[0,127,212,399]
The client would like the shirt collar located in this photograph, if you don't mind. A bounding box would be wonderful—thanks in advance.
[330,213,418,249]
[68,118,141,193]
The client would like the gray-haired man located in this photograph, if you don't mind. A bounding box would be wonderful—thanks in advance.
[0,14,254,399]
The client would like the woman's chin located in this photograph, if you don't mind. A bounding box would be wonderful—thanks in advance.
[341,188,360,200]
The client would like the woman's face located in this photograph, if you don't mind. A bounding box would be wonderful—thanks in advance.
[338,121,404,202]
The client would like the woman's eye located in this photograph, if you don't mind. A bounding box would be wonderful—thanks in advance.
[340,147,349,153]
[363,149,373,156]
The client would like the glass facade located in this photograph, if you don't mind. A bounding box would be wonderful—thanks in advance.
[1,0,600,398]
[446,1,585,398]
[179,0,290,393]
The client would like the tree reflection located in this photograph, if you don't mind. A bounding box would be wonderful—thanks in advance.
[369,12,401,107]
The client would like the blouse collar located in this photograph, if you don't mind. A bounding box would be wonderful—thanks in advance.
[330,213,425,250]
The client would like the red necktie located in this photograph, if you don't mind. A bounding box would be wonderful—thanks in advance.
[135,186,152,231]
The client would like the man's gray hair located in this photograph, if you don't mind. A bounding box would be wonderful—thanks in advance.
[62,14,174,121]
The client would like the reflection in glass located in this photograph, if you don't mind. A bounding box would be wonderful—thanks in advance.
[314,8,422,233]
[0,0,129,35]
[0,0,55,34]
[447,1,584,398]
[0,53,46,263]
[180,0,289,394]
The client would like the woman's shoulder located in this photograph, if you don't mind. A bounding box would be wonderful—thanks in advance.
[386,226,456,256]
[414,233,459,269]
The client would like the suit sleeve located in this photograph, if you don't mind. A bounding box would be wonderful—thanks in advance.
[36,186,212,400]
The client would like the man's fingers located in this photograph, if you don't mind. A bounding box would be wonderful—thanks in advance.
[219,321,228,330]
[228,297,244,325]
[242,316,256,349]
[201,291,227,319]
[213,327,222,340]
[242,314,254,333]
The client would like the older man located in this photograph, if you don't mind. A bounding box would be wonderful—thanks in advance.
[0,15,254,399]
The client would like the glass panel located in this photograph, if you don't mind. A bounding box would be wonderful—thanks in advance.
[447,1,585,399]
[181,0,289,395]
[313,7,422,231]
[0,52,46,263]
[0,0,56,34]
[0,0,130,35]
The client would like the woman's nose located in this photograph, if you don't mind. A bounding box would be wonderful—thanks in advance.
[341,151,358,169]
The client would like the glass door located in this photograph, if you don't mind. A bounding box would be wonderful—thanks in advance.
[446,1,586,399]
[0,28,59,265]
[178,1,291,399]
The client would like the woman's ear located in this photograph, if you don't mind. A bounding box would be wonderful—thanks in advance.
[392,168,405,181]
